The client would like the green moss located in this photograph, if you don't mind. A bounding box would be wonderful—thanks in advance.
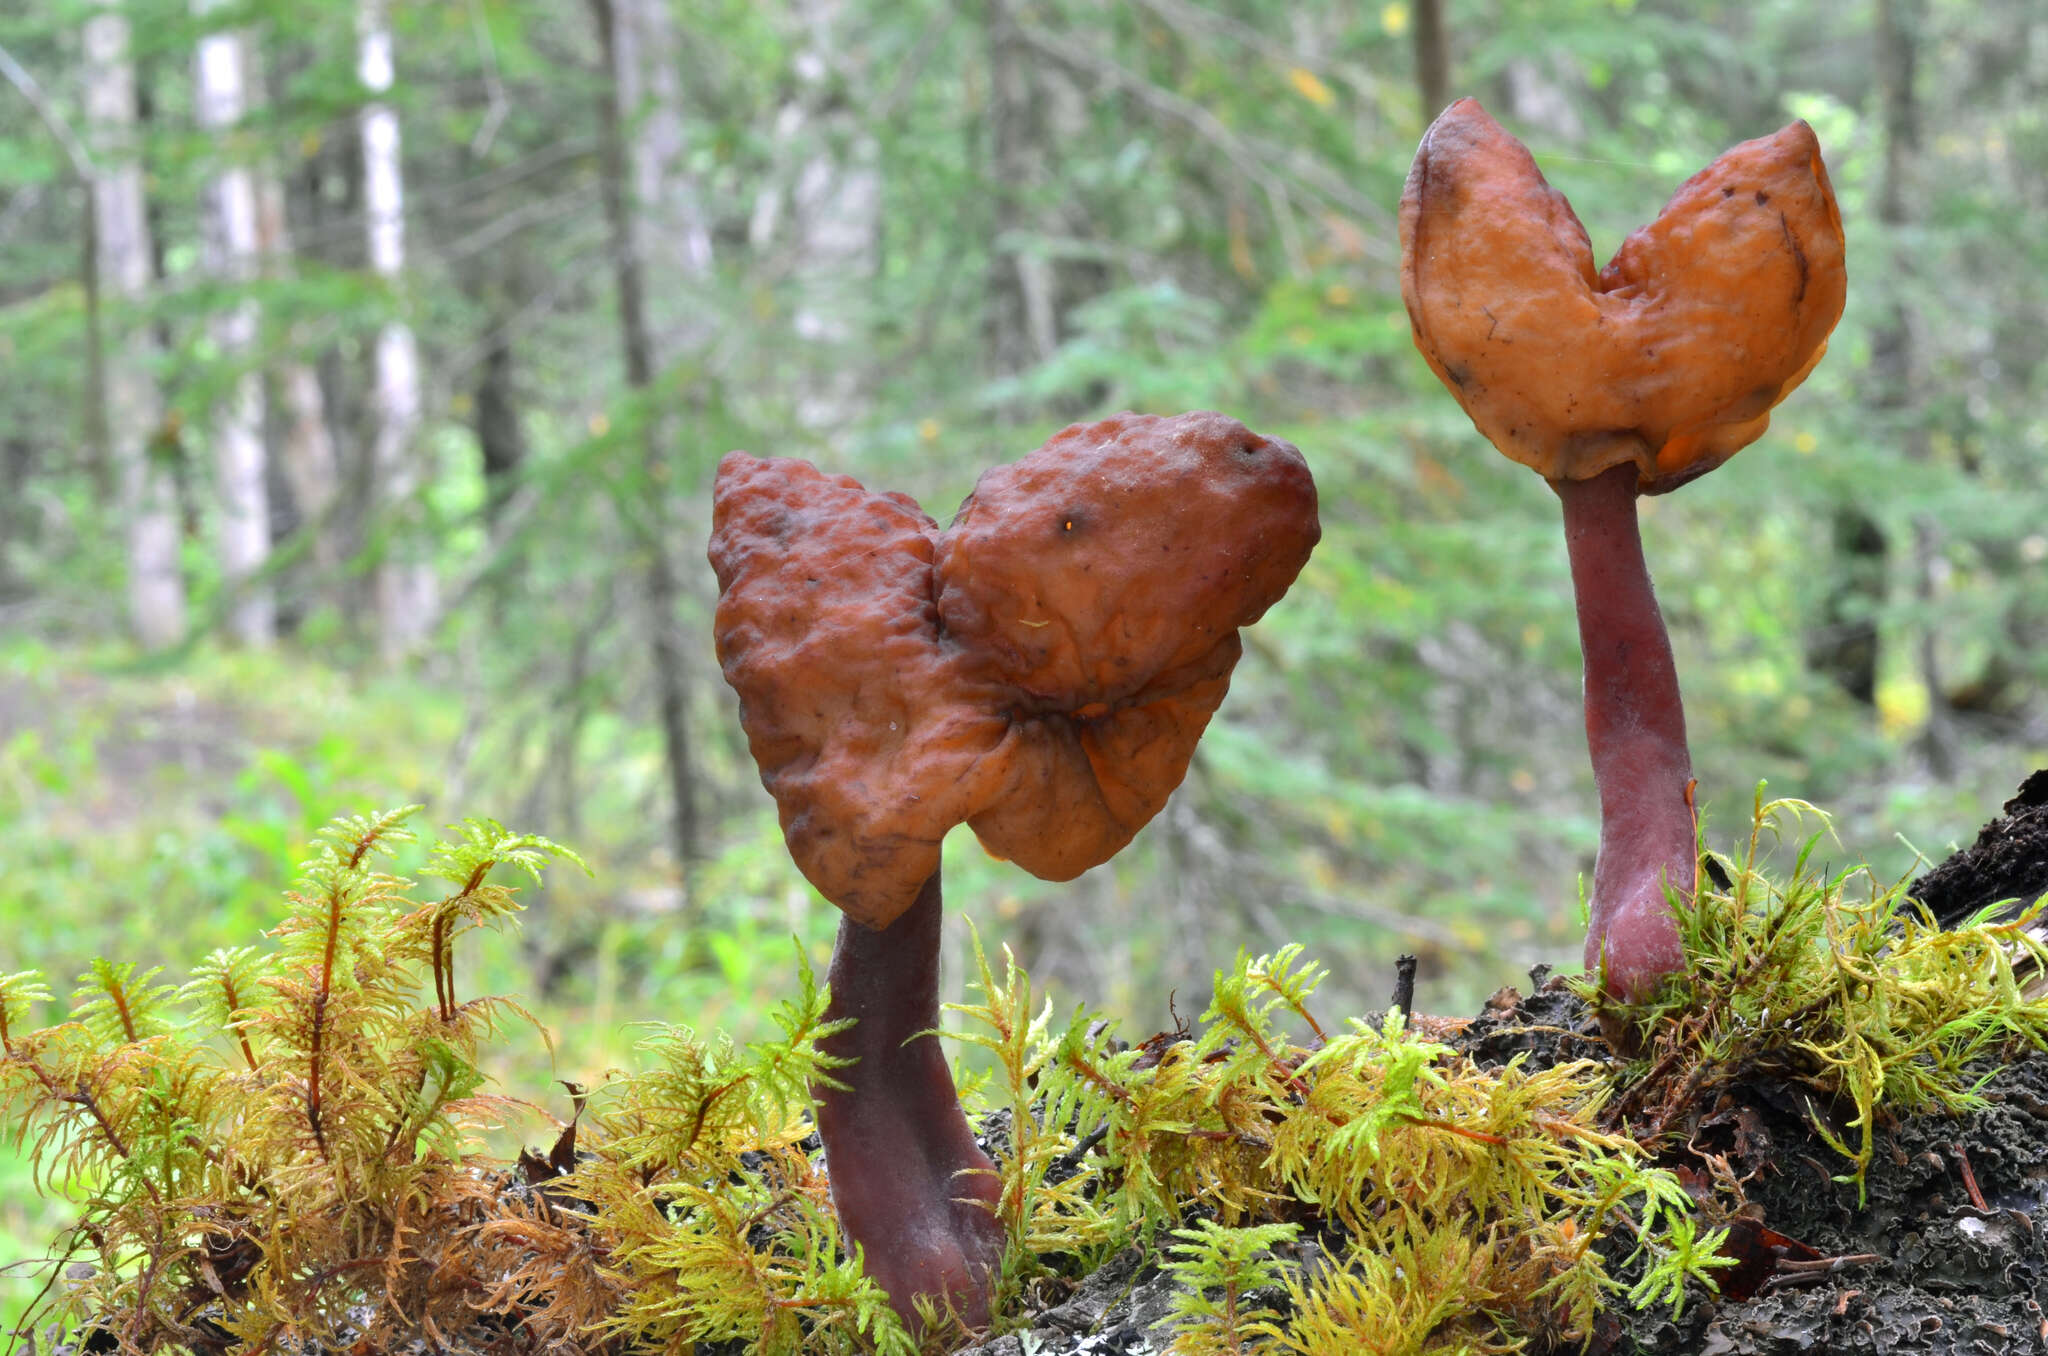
[5,796,2044,1352]
[1595,786,2048,1198]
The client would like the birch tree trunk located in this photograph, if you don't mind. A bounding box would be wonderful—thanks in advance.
[770,0,881,429]
[194,12,274,645]
[592,0,706,898]
[85,0,185,649]
[359,0,436,659]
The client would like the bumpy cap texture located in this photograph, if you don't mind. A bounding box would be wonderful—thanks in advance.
[1400,98,1846,494]
[710,411,1319,927]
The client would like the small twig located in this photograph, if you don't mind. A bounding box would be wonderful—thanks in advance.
[1760,1252,1882,1293]
[465,0,509,156]
[1390,954,1418,1027]
[1054,1120,1112,1173]
[1951,1141,1989,1211]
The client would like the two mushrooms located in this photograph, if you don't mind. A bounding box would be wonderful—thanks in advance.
[707,103,1846,1328]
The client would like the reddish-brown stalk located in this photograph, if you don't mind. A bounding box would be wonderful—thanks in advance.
[814,870,1002,1331]
[1557,463,1694,999]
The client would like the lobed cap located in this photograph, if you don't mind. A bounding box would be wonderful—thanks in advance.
[709,412,1319,927]
[1400,98,1846,494]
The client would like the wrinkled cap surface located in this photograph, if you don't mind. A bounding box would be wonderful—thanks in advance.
[1400,98,1846,494]
[710,412,1319,928]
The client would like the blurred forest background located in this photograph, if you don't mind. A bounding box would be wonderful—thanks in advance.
[1,0,2045,1291]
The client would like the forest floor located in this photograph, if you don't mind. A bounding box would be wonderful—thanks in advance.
[11,637,2048,1354]
[956,985,2048,1356]
[956,771,2048,1356]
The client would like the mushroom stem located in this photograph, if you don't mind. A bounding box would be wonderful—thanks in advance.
[1557,461,1695,999]
[816,869,1003,1331]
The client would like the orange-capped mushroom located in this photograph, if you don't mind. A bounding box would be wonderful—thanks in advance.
[1402,98,1844,494]
[707,410,1318,1328]
[1398,101,1845,1005]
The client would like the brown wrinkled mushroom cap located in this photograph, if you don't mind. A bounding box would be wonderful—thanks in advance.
[709,411,1319,928]
[1400,98,1846,494]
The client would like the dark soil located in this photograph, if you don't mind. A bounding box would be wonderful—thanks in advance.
[1510,985,2048,1355]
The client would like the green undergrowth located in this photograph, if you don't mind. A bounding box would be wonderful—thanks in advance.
[2,796,2043,1354]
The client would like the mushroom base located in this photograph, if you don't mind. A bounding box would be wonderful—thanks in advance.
[1559,463,1695,1000]
[815,871,1004,1332]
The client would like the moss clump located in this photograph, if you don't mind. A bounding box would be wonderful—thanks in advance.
[955,938,1708,1353]
[1599,787,2048,1197]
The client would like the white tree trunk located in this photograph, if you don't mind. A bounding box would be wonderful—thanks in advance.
[359,0,435,659]
[85,1,185,649]
[194,12,274,645]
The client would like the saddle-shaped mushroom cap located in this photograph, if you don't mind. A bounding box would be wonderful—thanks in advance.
[708,454,1013,929]
[709,411,1319,929]
[1401,98,1846,495]
[1398,100,1848,1005]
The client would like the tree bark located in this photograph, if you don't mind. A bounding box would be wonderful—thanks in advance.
[359,0,436,660]
[85,0,185,650]
[592,0,706,895]
[0,437,30,601]
[194,11,275,645]
[1412,0,1450,119]
[472,322,526,520]
[983,0,1056,379]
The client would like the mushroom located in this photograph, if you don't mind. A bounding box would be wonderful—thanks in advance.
[709,411,1318,1326]
[1399,99,1845,999]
